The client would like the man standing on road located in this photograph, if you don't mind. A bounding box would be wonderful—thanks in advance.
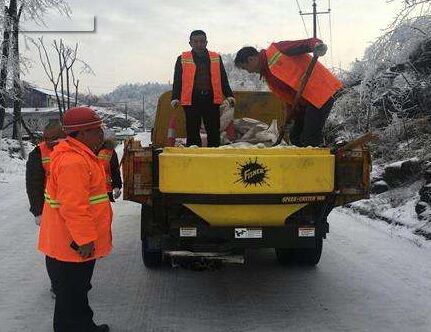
[171,30,235,147]
[234,38,342,147]
[97,134,122,202]
[26,121,65,226]
[26,121,66,298]
[39,107,112,332]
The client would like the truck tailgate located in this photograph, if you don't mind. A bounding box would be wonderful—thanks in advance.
[158,147,335,226]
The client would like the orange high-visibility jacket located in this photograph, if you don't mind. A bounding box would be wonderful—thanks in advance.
[38,137,113,262]
[97,148,113,192]
[180,51,223,106]
[265,43,342,109]
[39,142,52,186]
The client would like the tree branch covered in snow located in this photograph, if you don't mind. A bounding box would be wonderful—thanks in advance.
[386,0,431,28]
[329,6,431,162]
[0,0,70,139]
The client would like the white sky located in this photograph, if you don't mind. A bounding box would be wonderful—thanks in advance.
[22,0,402,94]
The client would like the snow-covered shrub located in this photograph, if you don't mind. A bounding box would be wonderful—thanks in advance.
[332,16,431,163]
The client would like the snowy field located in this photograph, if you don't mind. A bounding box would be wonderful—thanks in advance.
[1,132,431,331]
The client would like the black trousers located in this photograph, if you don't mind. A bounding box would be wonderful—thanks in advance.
[289,97,334,147]
[183,91,220,147]
[46,256,97,332]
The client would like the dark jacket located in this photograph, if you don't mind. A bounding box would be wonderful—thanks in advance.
[171,50,233,102]
[25,146,45,217]
[110,149,122,190]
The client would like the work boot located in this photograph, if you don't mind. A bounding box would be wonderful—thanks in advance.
[94,324,110,332]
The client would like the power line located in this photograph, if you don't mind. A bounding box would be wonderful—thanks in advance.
[328,0,334,68]
[299,0,330,39]
[316,15,327,66]
[295,0,309,37]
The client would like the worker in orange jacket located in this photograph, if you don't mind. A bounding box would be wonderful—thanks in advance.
[171,30,235,147]
[26,121,65,225]
[39,107,111,332]
[234,39,343,147]
[26,121,65,299]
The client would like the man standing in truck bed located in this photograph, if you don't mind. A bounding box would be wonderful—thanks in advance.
[171,30,235,147]
[234,38,342,147]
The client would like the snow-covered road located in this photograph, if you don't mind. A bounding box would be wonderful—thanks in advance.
[1,136,431,331]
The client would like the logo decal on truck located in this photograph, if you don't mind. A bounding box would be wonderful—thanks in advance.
[234,158,270,187]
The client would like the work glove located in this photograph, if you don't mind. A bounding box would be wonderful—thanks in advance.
[313,42,327,57]
[113,187,122,199]
[171,99,180,109]
[34,215,41,226]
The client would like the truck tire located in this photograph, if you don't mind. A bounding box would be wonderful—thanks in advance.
[141,204,162,268]
[142,238,162,268]
[275,248,297,265]
[276,237,323,266]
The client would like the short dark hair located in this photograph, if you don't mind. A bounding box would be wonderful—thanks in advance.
[43,120,62,133]
[190,30,206,39]
[234,47,259,67]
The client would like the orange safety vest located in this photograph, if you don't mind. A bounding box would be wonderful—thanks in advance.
[97,148,113,192]
[39,137,112,263]
[265,43,343,109]
[180,51,224,106]
[39,142,52,186]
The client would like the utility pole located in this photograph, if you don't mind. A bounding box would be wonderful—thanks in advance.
[299,0,330,38]
[125,103,128,123]
[142,94,145,131]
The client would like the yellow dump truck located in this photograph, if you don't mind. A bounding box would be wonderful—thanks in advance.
[122,91,371,267]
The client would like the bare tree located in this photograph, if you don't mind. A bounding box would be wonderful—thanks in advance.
[71,65,79,107]
[0,0,70,140]
[33,37,93,116]
[33,37,65,116]
[11,0,24,139]
[0,1,16,138]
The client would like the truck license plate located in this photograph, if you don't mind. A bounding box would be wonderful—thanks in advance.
[298,227,315,237]
[180,227,197,237]
[235,228,262,239]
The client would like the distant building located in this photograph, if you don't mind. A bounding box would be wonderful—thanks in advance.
[21,85,59,108]
[7,82,70,108]
[3,83,66,139]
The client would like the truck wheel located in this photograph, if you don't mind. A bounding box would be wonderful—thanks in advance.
[275,248,297,265]
[142,238,162,268]
[275,237,323,266]
[295,237,323,266]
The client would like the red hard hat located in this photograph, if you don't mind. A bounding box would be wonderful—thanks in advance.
[63,107,102,133]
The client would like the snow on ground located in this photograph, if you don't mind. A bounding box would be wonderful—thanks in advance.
[1,176,431,331]
[95,107,142,131]
[0,138,34,181]
[348,178,430,237]
[1,132,431,331]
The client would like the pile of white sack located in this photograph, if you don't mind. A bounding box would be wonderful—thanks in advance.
[219,106,282,146]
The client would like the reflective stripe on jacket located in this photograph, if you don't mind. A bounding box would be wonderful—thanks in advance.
[265,43,342,109]
[38,142,51,185]
[98,148,113,192]
[180,51,223,106]
[38,137,113,262]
